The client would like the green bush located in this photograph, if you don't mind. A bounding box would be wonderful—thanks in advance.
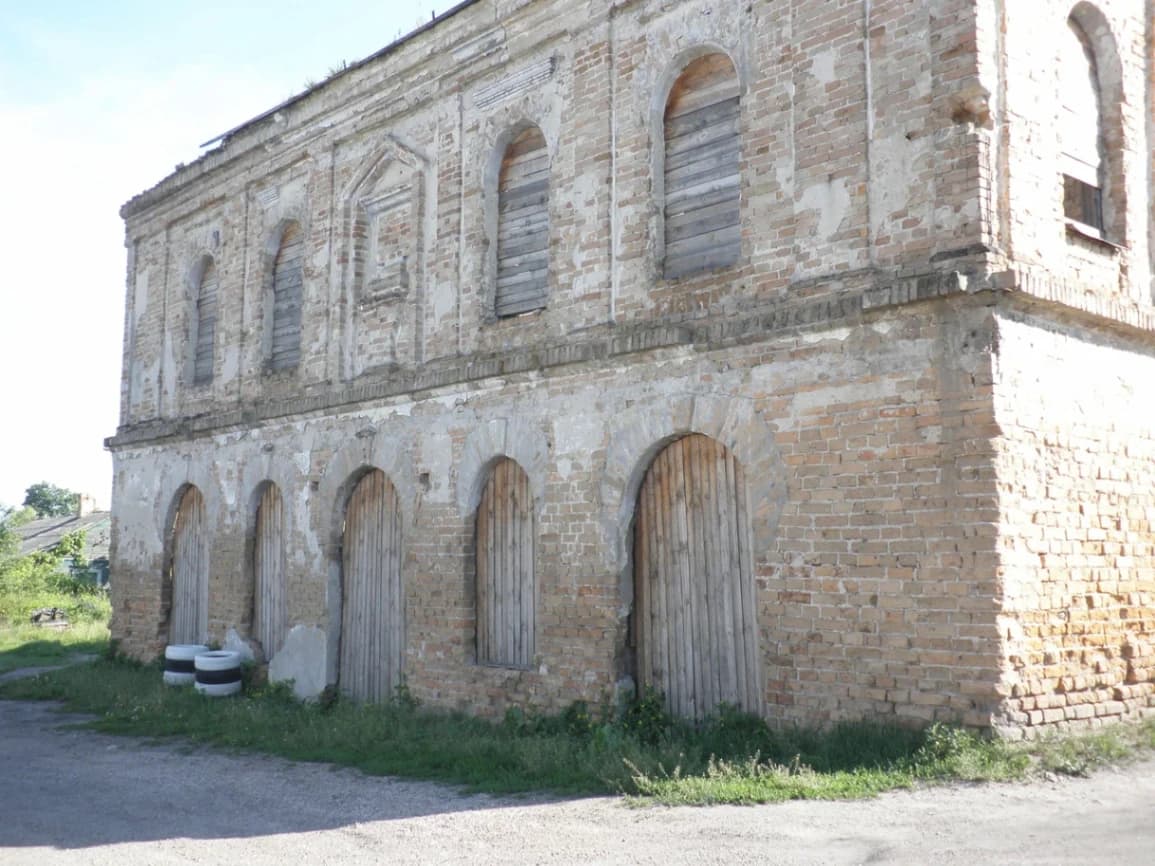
[0,555,110,625]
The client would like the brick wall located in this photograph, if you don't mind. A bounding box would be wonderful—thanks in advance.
[993,310,1155,735]
[107,0,1155,733]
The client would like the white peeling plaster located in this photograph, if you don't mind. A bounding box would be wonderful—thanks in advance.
[268,625,328,700]
[420,433,454,502]
[293,450,311,475]
[870,140,917,235]
[134,268,150,320]
[809,47,837,85]
[430,278,456,323]
[791,378,900,416]
[799,177,851,240]
[551,406,603,456]
[801,326,852,345]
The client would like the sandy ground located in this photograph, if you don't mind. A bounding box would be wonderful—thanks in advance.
[1,695,1153,866]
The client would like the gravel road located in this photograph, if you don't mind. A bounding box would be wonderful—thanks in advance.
[1,696,1153,865]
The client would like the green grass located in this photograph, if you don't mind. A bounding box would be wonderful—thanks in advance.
[0,552,112,628]
[1032,723,1155,777]
[0,621,110,674]
[10,661,1135,804]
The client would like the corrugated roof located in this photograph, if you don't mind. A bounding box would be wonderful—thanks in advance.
[16,512,112,562]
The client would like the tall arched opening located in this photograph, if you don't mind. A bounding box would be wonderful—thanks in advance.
[633,434,760,719]
[339,469,404,702]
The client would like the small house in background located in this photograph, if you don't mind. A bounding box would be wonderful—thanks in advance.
[16,497,112,587]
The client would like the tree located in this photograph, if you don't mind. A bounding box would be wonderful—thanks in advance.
[0,507,20,559]
[22,483,80,518]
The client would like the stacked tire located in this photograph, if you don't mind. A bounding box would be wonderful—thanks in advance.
[163,644,210,686]
[162,645,242,697]
[193,650,243,697]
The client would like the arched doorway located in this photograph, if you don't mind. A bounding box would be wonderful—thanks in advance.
[168,485,208,644]
[252,482,287,659]
[339,469,404,702]
[633,434,760,719]
[475,457,535,667]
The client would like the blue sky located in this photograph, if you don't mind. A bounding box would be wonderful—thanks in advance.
[0,1,441,510]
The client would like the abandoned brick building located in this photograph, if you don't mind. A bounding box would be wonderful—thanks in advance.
[108,0,1155,735]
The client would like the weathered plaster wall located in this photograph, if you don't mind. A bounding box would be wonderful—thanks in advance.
[116,0,994,433]
[111,295,1004,726]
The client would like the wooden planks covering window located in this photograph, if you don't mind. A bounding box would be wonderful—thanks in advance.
[192,259,218,385]
[253,483,287,659]
[663,53,742,280]
[633,434,760,720]
[169,485,208,645]
[340,469,404,703]
[496,127,549,317]
[476,458,535,667]
[1060,20,1105,233]
[270,222,304,370]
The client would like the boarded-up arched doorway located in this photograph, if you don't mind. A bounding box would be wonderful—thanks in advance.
[253,482,287,659]
[168,485,208,644]
[476,458,535,667]
[633,434,760,719]
[339,469,403,702]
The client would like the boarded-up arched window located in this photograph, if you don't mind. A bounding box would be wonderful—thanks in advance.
[168,485,208,644]
[252,483,286,659]
[496,127,549,317]
[663,53,741,279]
[339,469,404,702]
[192,259,218,386]
[633,434,760,720]
[476,458,535,667]
[270,222,303,370]
[1060,19,1104,233]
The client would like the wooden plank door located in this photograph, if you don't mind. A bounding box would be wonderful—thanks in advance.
[476,458,535,667]
[253,483,286,659]
[169,485,208,644]
[634,434,760,719]
[339,470,404,702]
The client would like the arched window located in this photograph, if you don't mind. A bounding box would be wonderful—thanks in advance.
[495,127,549,317]
[476,458,535,667]
[270,222,303,370]
[663,53,741,279]
[1060,18,1105,235]
[192,258,217,386]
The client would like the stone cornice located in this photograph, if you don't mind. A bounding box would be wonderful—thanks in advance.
[989,266,1155,335]
[106,268,971,450]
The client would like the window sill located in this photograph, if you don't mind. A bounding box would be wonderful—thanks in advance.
[1065,220,1124,252]
[475,660,536,673]
[483,304,547,327]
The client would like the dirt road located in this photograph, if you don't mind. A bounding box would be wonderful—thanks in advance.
[1,698,1152,865]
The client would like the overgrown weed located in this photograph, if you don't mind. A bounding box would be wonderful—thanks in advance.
[1,661,1151,804]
